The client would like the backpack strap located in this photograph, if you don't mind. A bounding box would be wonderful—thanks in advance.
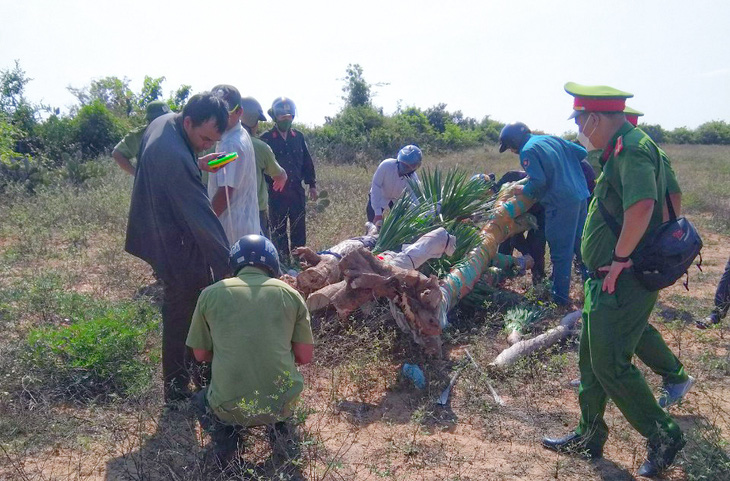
[597,198,622,238]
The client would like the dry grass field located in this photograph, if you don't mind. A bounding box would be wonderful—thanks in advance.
[0,144,728,480]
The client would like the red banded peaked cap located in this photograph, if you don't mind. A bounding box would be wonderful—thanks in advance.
[624,105,644,126]
[565,82,633,118]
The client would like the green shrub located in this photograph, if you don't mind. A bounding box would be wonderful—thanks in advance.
[695,120,730,145]
[34,114,78,167]
[74,100,123,159]
[666,126,697,144]
[682,420,730,480]
[22,301,158,401]
[639,124,666,144]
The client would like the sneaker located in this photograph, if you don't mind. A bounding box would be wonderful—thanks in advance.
[658,376,695,409]
[696,313,721,329]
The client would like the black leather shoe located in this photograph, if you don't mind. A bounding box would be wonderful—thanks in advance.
[542,432,603,459]
[636,434,686,477]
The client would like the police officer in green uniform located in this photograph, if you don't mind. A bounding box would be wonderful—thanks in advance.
[542,83,688,477]
[574,103,693,405]
[586,106,643,175]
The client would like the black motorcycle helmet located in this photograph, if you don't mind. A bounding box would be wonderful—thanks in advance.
[229,235,281,277]
[498,122,531,153]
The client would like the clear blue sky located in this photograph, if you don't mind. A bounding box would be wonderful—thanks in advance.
[2,0,728,135]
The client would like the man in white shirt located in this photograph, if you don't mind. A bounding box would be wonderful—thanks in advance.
[367,145,423,226]
[208,85,260,243]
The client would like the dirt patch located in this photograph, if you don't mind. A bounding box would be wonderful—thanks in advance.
[3,221,728,481]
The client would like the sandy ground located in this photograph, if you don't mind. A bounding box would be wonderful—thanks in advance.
[3,235,728,481]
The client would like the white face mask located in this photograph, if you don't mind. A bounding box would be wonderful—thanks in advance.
[577,131,596,151]
[577,114,598,151]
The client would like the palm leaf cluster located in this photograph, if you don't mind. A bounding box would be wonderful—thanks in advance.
[408,168,494,223]
[373,167,497,275]
[502,306,545,334]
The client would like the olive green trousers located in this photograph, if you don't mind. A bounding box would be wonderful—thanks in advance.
[576,274,683,446]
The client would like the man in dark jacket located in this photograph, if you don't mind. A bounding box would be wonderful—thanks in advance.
[261,97,317,265]
[125,92,232,404]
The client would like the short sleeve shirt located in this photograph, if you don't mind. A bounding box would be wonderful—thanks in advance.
[186,266,313,426]
[113,127,146,160]
[581,122,669,271]
[208,123,261,242]
[253,137,284,211]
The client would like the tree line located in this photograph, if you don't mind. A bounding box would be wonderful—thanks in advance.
[1,61,728,191]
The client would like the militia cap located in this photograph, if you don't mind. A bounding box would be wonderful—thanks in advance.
[565,82,633,119]
[624,105,644,126]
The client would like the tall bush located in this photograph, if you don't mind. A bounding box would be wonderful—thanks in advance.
[34,114,78,167]
[695,120,730,145]
[639,124,666,144]
[74,100,123,159]
[666,126,696,144]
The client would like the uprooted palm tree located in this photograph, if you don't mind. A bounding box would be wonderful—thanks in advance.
[374,168,499,276]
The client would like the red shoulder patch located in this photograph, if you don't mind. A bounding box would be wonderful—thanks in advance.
[614,136,624,156]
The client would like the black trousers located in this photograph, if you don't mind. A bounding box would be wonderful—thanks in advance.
[366,194,393,223]
[259,209,271,239]
[713,255,730,320]
[191,389,297,463]
[161,278,208,402]
[192,389,241,459]
[269,196,306,262]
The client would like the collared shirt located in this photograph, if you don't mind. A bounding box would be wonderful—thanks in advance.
[260,127,316,203]
[125,113,231,285]
[519,135,590,209]
[113,126,146,160]
[369,158,420,215]
[207,122,260,243]
[581,122,671,271]
[253,137,285,211]
[186,266,313,426]
[584,141,680,197]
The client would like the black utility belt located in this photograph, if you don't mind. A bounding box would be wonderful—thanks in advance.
[587,270,607,280]
[587,267,635,280]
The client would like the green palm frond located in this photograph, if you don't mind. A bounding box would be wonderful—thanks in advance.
[423,222,484,277]
[502,306,545,334]
[373,192,435,254]
[408,168,496,222]
[373,167,499,269]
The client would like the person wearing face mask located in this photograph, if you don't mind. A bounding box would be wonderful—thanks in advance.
[570,100,693,408]
[261,97,317,265]
[498,122,590,305]
[367,145,423,226]
[542,82,691,478]
[585,106,643,175]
